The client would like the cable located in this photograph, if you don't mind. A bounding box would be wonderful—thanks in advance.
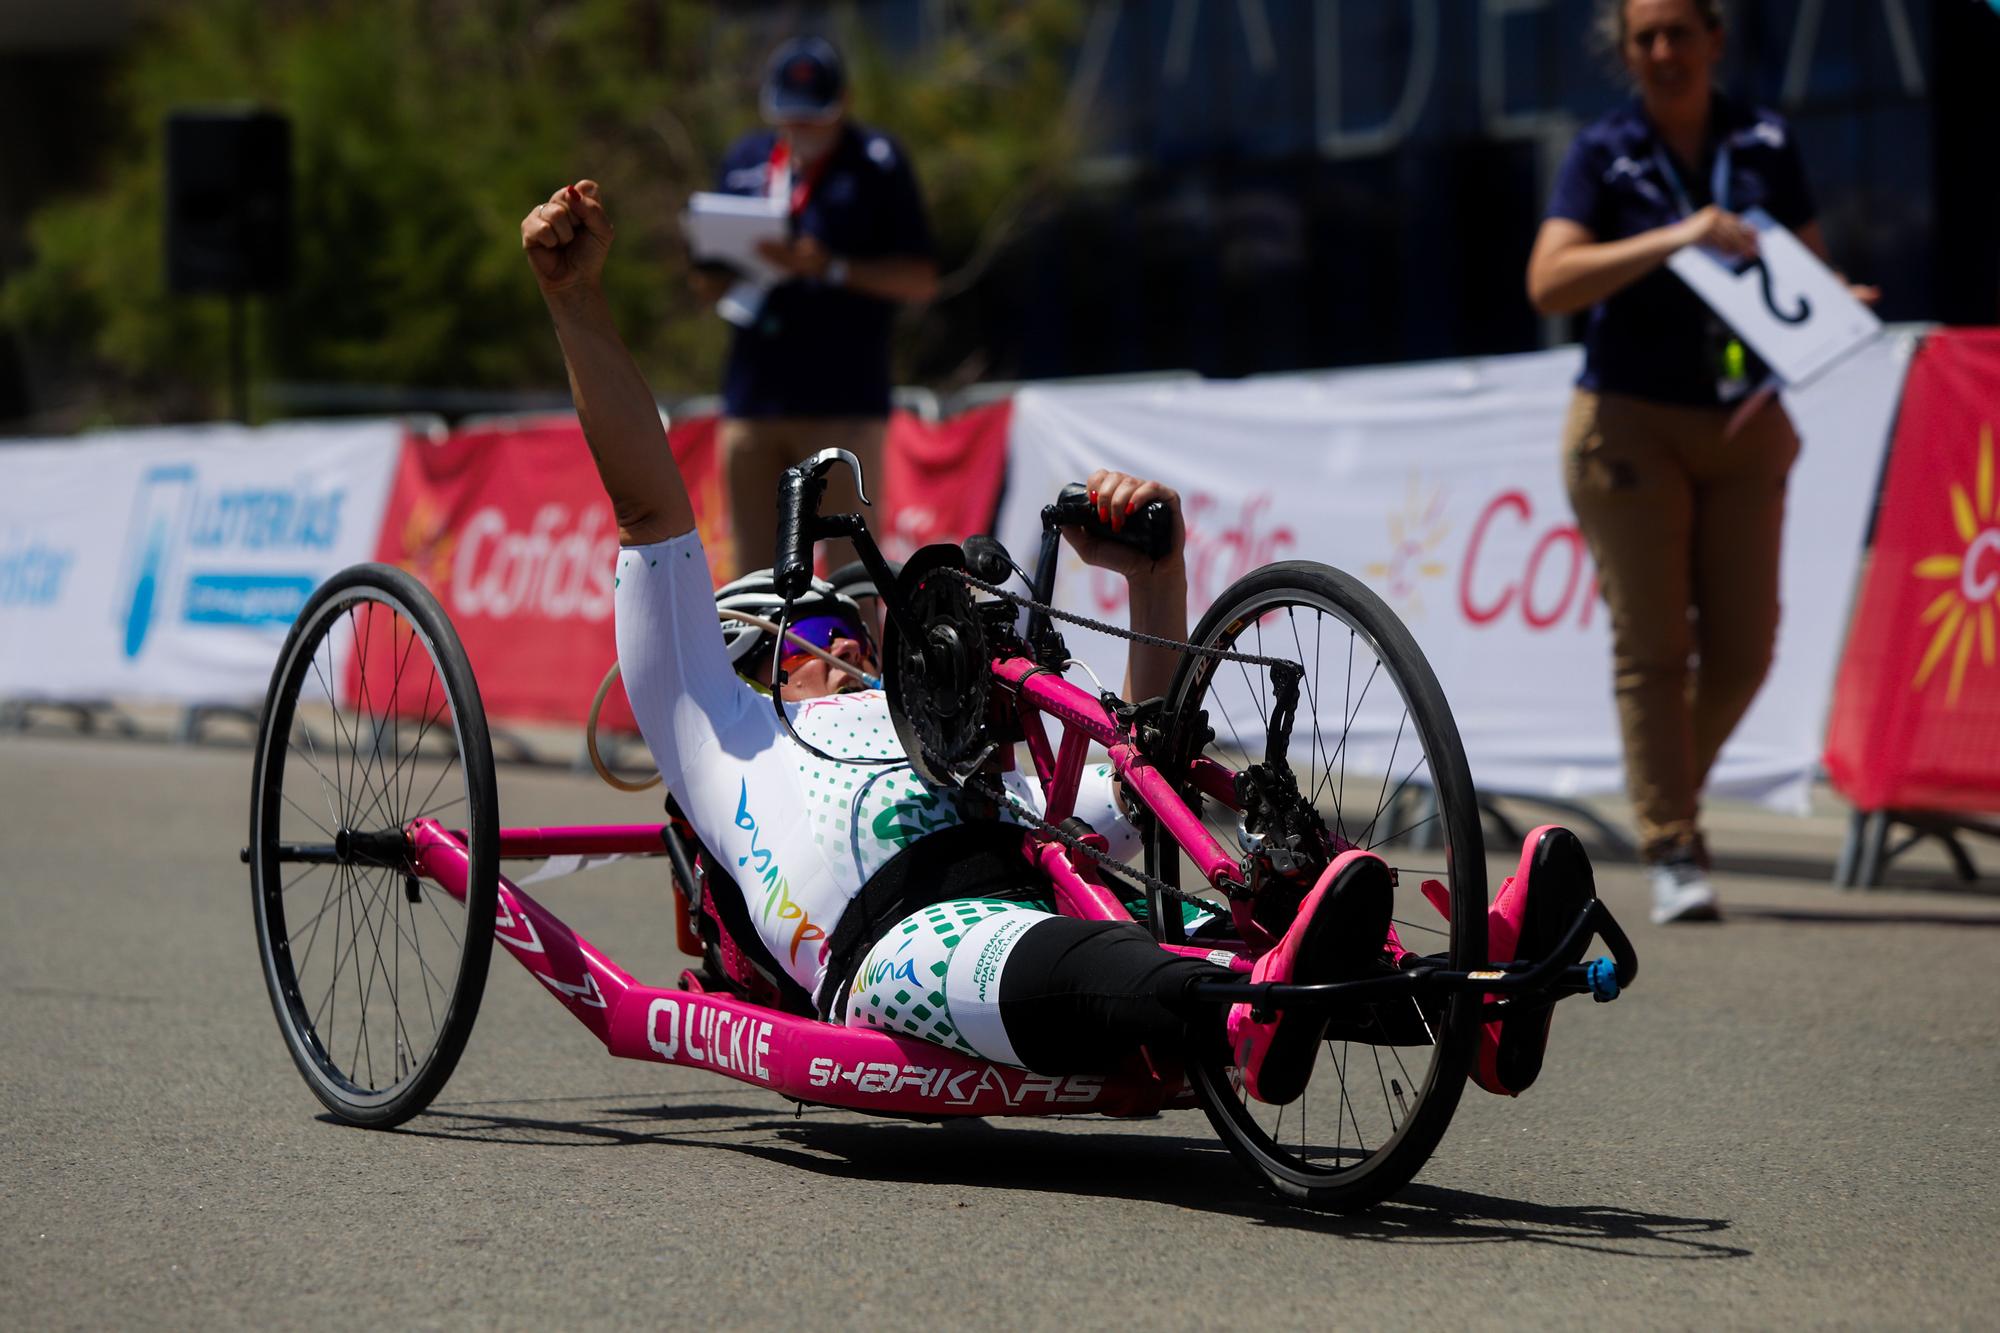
[1064,656,1112,697]
[585,662,662,792]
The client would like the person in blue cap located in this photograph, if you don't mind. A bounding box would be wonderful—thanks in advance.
[693,35,939,578]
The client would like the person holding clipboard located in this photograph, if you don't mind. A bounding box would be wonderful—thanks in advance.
[1525,0,1876,925]
[690,36,938,577]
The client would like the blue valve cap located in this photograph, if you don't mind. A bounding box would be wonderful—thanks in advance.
[1587,956,1621,1002]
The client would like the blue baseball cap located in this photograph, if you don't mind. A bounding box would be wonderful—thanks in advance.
[761,36,846,122]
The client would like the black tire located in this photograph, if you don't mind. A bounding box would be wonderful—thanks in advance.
[249,563,498,1128]
[1147,560,1486,1211]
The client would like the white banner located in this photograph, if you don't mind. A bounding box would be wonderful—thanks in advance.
[997,336,1913,814]
[0,421,402,705]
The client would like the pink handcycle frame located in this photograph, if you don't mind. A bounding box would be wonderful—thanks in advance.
[406,653,1258,1120]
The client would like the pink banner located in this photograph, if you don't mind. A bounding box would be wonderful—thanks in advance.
[366,405,1009,727]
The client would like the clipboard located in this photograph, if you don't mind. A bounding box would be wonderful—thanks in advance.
[683,191,788,285]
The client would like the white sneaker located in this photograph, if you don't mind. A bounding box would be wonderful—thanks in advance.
[1648,857,1721,925]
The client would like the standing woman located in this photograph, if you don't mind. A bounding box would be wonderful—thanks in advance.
[1526,0,1874,924]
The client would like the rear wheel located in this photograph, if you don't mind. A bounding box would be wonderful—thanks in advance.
[248,563,497,1128]
[1147,561,1486,1210]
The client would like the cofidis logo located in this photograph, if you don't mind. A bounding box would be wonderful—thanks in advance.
[1910,424,2000,707]
[118,465,348,659]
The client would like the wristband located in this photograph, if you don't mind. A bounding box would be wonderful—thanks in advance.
[824,257,850,288]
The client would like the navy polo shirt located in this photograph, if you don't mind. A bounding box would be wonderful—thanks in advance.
[1546,94,1816,407]
[714,122,933,419]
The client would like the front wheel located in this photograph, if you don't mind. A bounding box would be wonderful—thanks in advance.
[248,563,498,1128]
[1147,560,1486,1211]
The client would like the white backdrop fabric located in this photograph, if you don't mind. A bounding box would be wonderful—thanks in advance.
[997,336,1913,813]
[0,421,402,704]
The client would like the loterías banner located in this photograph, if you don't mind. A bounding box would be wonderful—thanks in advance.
[1825,329,2000,814]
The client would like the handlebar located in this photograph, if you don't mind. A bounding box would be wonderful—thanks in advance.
[1044,482,1175,561]
[774,447,870,600]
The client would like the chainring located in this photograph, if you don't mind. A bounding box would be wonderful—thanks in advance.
[883,543,991,788]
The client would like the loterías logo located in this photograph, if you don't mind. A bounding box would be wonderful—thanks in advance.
[1909,424,2000,707]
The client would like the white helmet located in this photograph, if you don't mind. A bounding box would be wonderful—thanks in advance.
[714,567,870,669]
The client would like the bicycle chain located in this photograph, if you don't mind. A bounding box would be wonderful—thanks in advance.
[942,567,1302,672]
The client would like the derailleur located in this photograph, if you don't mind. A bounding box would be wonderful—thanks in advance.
[1233,760,1333,883]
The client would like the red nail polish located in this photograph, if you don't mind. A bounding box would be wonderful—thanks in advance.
[1125,501,1136,515]
[1088,489,1097,501]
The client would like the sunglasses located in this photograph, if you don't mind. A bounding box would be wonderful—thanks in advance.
[776,614,873,670]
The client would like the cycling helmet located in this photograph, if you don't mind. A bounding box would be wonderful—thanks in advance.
[714,567,871,670]
[824,557,897,604]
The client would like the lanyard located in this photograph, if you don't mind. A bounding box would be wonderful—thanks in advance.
[1654,136,1762,400]
[765,137,834,217]
[1653,139,1731,218]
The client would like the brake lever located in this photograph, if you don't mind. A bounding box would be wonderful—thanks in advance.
[800,446,871,505]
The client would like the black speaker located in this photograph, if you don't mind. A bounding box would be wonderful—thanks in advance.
[165,109,292,296]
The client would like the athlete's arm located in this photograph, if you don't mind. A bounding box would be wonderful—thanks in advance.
[1061,470,1189,703]
[523,180,694,546]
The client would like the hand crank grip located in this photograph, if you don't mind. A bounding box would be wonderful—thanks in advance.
[1046,482,1174,561]
[774,448,871,600]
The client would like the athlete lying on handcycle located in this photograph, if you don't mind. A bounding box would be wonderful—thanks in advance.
[524,179,1598,1108]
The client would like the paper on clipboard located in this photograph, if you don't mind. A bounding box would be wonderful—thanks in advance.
[683,191,788,284]
[1666,208,1880,387]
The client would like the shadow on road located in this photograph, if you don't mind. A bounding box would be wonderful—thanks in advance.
[369,1094,1747,1261]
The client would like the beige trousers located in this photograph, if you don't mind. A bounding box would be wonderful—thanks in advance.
[718,416,887,579]
[1562,389,1800,862]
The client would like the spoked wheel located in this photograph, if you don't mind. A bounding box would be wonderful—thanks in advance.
[248,563,497,1128]
[1147,561,1486,1211]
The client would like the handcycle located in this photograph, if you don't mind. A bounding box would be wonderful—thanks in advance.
[245,451,1637,1212]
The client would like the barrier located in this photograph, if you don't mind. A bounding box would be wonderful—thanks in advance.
[0,420,402,707]
[878,401,1012,562]
[1823,329,2000,885]
[997,336,1913,816]
[0,343,1921,834]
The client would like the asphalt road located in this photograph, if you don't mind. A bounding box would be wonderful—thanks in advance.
[4,730,1997,1329]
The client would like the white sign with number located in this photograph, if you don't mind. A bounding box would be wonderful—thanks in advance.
[1666,208,1880,386]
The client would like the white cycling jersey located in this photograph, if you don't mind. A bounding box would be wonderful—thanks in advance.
[613,533,1138,1004]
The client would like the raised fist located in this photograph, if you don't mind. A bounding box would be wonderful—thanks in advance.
[521,180,614,295]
